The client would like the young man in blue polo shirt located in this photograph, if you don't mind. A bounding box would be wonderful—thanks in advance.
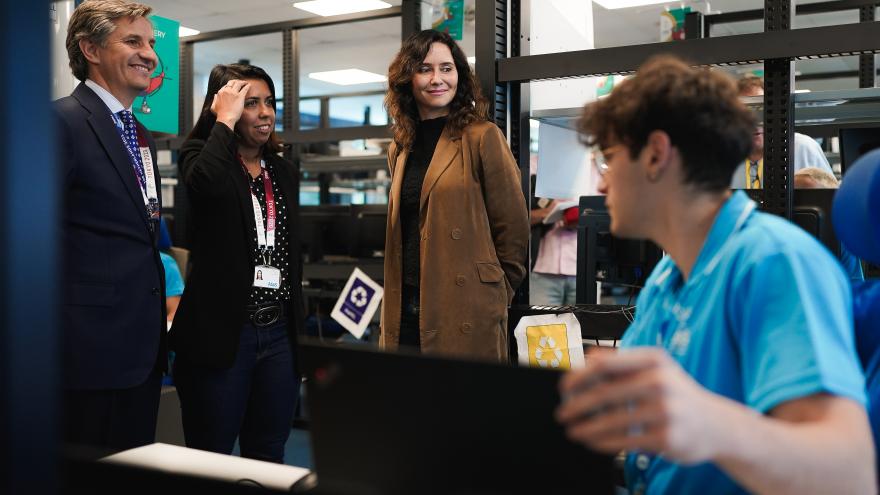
[555,56,875,495]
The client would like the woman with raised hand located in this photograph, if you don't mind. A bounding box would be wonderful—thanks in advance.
[171,64,302,462]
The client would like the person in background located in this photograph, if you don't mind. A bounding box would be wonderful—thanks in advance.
[793,167,865,282]
[157,218,184,324]
[556,56,873,495]
[171,64,303,463]
[380,29,528,360]
[732,75,835,189]
[529,198,578,306]
[56,0,166,451]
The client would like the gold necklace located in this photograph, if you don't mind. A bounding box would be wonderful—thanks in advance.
[242,156,262,177]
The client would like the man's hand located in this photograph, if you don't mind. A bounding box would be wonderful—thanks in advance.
[555,347,724,464]
[210,79,251,130]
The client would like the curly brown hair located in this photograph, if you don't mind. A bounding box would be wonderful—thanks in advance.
[384,29,488,151]
[578,56,756,192]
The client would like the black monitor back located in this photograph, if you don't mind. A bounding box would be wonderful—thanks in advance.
[299,341,616,495]
[839,126,880,176]
[299,204,386,261]
[349,204,386,258]
[576,196,662,304]
[793,189,840,258]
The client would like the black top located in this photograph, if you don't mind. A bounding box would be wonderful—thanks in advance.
[400,116,446,288]
[246,161,292,305]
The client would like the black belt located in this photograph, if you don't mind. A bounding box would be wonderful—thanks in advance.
[244,301,288,328]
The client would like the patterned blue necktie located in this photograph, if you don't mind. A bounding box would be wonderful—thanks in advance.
[117,110,147,191]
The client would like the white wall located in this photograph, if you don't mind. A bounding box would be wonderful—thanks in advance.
[529,0,597,112]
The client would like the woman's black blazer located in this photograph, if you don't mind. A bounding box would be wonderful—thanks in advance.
[170,122,303,368]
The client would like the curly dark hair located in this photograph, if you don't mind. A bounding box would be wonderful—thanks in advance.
[188,63,282,154]
[578,56,755,192]
[384,29,488,151]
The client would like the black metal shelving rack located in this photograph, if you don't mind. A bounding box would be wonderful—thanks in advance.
[476,0,880,300]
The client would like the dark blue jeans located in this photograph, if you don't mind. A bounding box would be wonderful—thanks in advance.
[174,319,299,463]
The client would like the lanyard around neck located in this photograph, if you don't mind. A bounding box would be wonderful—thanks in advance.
[744,158,763,189]
[111,112,160,218]
[240,156,275,253]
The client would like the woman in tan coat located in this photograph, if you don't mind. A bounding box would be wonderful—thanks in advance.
[381,29,529,361]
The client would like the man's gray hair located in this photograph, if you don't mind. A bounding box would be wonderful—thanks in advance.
[794,167,840,188]
[66,0,153,81]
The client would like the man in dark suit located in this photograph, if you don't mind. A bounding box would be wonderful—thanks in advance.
[55,0,166,451]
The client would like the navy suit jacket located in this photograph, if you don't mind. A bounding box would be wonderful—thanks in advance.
[55,83,166,390]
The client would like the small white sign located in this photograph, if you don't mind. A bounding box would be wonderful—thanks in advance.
[330,268,384,339]
[513,313,586,370]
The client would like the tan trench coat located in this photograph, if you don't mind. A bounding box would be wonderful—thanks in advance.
[379,120,529,361]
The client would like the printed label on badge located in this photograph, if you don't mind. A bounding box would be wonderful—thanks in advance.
[330,267,384,339]
[253,265,281,289]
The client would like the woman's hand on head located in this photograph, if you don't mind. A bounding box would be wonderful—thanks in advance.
[210,79,251,130]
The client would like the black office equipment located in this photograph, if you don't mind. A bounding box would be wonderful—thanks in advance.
[576,196,663,304]
[299,204,386,262]
[298,341,616,495]
[839,126,880,177]
[793,189,841,258]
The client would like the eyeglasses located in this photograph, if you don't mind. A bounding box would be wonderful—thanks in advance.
[590,144,622,176]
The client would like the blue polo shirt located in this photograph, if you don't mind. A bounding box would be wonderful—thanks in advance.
[621,191,865,495]
[160,252,184,297]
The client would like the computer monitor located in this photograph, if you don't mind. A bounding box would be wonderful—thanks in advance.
[347,204,386,258]
[793,189,841,258]
[298,341,616,495]
[299,205,351,262]
[299,205,386,262]
[576,196,662,304]
[839,126,880,177]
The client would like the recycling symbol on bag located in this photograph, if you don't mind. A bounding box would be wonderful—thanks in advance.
[534,336,564,368]
[350,286,369,307]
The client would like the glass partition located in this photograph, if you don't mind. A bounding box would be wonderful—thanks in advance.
[298,17,400,130]
[191,32,283,131]
[328,93,388,127]
[299,98,321,130]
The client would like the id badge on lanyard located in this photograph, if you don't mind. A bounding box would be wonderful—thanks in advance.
[138,136,160,220]
[244,158,281,290]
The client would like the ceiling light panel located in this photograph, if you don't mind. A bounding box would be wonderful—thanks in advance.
[293,0,392,17]
[593,0,672,9]
[178,26,201,37]
[308,69,387,85]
